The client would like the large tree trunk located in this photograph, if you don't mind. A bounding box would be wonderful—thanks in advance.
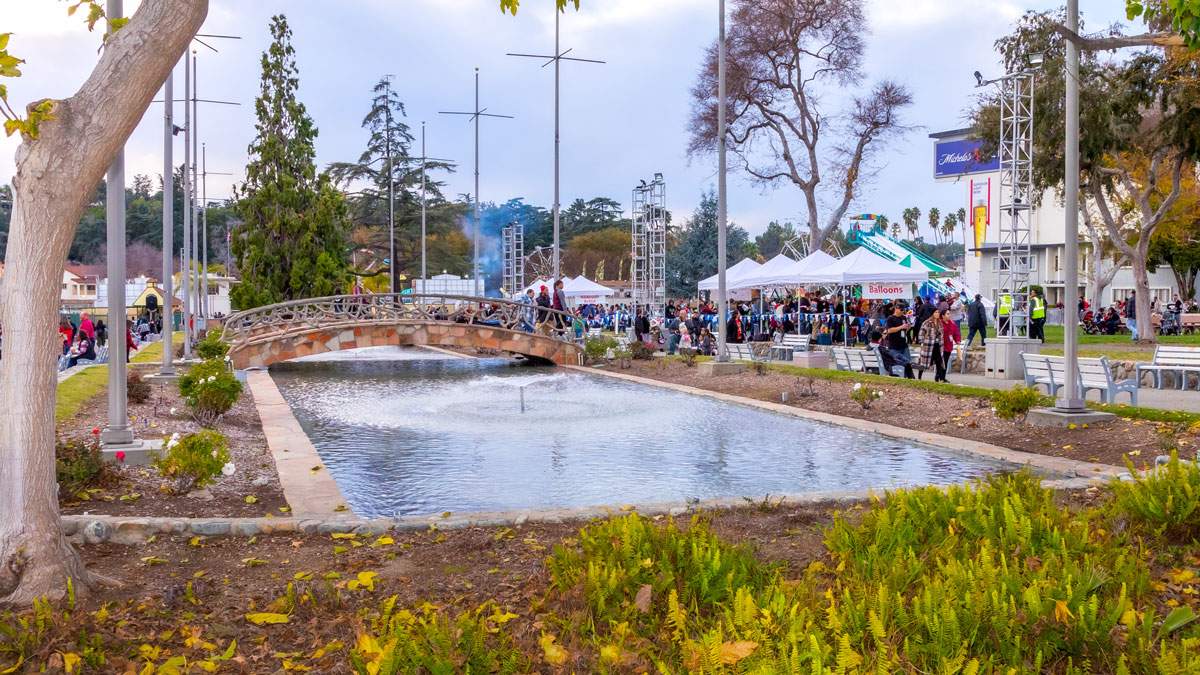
[1130,246,1156,344]
[0,0,207,606]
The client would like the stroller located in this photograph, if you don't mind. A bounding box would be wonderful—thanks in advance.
[1161,309,1183,336]
[1081,310,1103,335]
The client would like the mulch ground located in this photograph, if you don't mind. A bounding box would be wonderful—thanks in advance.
[67,503,840,673]
[613,359,1170,470]
[57,366,287,518]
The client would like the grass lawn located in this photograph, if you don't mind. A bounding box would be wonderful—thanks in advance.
[1040,347,1154,361]
[55,339,168,423]
[988,324,1200,346]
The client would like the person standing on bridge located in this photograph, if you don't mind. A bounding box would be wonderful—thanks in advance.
[519,289,536,332]
[552,280,568,333]
[536,285,552,332]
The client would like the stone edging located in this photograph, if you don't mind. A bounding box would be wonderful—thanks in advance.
[566,365,1126,481]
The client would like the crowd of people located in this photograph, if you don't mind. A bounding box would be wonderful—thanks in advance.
[54,311,159,370]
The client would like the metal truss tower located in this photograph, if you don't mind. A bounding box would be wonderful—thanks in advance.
[631,174,666,313]
[502,222,525,298]
[997,70,1035,337]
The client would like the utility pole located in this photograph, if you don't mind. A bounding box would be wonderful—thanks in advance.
[507,3,605,281]
[200,144,233,318]
[384,75,397,294]
[716,0,729,363]
[102,0,133,447]
[191,51,200,327]
[159,70,176,377]
[181,48,193,359]
[440,69,514,296]
[1056,0,1087,413]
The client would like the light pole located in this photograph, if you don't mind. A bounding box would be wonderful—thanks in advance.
[159,70,175,377]
[1056,0,1086,412]
[716,0,729,363]
[101,0,133,448]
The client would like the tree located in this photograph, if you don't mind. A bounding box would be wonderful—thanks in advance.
[563,226,630,281]
[941,212,959,244]
[666,192,749,297]
[926,207,940,244]
[231,16,350,310]
[973,12,1199,341]
[754,220,799,259]
[902,207,921,240]
[687,0,912,253]
[1148,167,1200,300]
[0,0,208,605]
[1125,0,1199,48]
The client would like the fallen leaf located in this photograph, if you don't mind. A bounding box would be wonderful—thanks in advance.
[719,640,759,665]
[244,612,289,626]
[539,634,569,666]
[634,584,652,614]
[140,556,168,566]
[244,495,259,504]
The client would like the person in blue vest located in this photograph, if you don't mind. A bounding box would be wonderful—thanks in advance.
[1029,288,1047,342]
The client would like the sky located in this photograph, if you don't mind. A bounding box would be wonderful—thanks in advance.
[0,0,1132,241]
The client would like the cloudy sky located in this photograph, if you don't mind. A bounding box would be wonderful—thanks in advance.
[1,0,1130,240]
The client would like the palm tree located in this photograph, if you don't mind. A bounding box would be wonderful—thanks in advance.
[902,207,921,241]
[927,207,941,245]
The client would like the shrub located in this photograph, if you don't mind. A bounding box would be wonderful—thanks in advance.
[350,601,526,674]
[127,369,151,404]
[196,331,231,360]
[849,382,883,410]
[583,336,618,363]
[180,358,243,427]
[1111,452,1200,540]
[629,341,655,360]
[56,431,107,495]
[678,348,698,367]
[991,384,1043,423]
[154,429,231,494]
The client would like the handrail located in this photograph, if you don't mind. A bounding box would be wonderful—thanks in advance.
[220,293,578,349]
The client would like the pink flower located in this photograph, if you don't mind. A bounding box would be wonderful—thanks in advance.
[115,451,126,463]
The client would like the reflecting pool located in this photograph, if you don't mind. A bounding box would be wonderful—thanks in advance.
[270,351,1002,518]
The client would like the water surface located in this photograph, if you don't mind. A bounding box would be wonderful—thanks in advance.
[271,352,1000,517]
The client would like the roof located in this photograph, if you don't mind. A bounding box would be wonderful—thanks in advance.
[929,128,976,140]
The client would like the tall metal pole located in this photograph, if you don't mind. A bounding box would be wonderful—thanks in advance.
[421,121,428,282]
[160,71,175,376]
[102,0,132,446]
[716,0,729,363]
[552,7,561,281]
[191,51,200,327]
[201,143,209,318]
[473,68,482,296]
[1057,0,1085,411]
[181,49,193,359]
[385,76,396,294]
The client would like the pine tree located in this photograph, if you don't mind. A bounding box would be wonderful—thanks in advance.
[231,14,349,310]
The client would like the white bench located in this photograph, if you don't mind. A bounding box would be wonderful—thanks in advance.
[832,346,881,374]
[1036,354,1138,405]
[1136,345,1200,390]
[780,334,811,352]
[831,346,852,371]
[1021,352,1059,395]
[726,342,767,363]
[587,327,602,338]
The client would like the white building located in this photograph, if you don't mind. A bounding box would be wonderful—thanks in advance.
[931,128,1186,309]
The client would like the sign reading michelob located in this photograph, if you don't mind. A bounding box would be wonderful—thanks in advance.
[933,139,999,178]
[862,282,911,300]
[970,178,990,257]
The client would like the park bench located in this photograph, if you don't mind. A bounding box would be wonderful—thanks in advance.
[587,327,602,338]
[831,346,881,374]
[1042,354,1139,405]
[1020,352,1059,395]
[831,346,852,371]
[781,334,811,352]
[1135,345,1200,390]
[726,342,767,364]
[1181,314,1200,334]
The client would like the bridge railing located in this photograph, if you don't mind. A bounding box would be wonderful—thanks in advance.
[220,293,580,349]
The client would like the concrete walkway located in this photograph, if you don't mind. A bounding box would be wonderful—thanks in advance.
[933,372,1200,413]
[245,370,351,517]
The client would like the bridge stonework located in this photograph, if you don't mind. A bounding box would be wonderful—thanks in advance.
[228,321,581,369]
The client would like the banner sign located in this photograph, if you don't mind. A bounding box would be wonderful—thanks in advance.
[862,282,911,300]
[970,178,990,257]
[934,139,999,178]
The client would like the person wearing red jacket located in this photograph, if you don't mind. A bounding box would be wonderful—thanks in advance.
[125,320,138,362]
[940,312,962,383]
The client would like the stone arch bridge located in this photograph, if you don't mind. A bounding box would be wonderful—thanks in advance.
[221,294,582,369]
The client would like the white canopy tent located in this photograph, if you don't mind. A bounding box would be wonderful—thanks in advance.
[732,250,837,290]
[697,257,762,291]
[563,276,616,305]
[799,247,929,285]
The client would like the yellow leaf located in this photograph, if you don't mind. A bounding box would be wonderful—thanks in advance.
[331,533,358,540]
[244,495,259,504]
[333,545,349,554]
[279,506,291,513]
[347,571,378,592]
[1054,600,1074,624]
[719,640,759,665]
[372,535,395,547]
[1169,568,1196,585]
[294,571,313,581]
[242,558,268,567]
[1121,609,1138,627]
[189,536,204,547]
[61,653,81,674]
[140,556,168,566]
[600,644,622,664]
[333,504,348,512]
[244,612,290,626]
[539,634,569,666]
